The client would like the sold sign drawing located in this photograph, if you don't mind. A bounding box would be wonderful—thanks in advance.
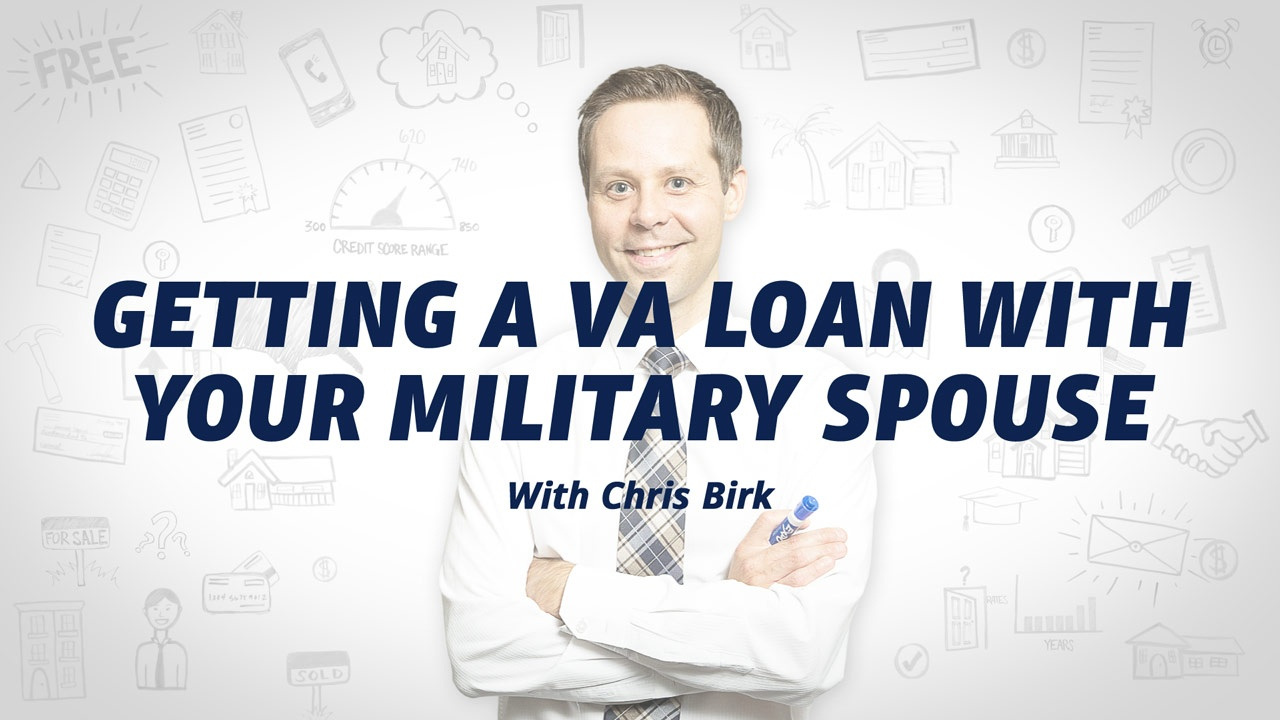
[287,650,349,715]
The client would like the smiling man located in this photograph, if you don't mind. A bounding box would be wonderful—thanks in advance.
[440,65,877,720]
[582,91,744,339]
[135,588,187,691]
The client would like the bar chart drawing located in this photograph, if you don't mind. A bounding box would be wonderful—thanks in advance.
[1013,575,1101,634]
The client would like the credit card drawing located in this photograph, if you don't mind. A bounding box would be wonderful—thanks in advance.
[202,573,272,613]
[233,550,280,585]
[280,29,356,127]
[203,550,279,613]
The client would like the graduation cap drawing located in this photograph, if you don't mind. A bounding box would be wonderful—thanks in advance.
[961,487,1035,528]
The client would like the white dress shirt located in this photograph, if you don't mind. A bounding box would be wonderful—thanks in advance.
[440,314,877,720]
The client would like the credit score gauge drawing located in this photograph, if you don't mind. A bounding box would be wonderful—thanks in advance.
[329,159,456,230]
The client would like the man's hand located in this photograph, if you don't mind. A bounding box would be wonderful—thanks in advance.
[728,509,847,588]
[527,557,575,620]
[1205,417,1265,455]
[1164,420,1243,478]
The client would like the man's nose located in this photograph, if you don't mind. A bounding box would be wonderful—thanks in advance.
[630,189,671,229]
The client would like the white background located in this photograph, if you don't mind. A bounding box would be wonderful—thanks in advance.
[2,1,1278,718]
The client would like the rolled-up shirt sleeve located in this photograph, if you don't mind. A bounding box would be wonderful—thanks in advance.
[558,433,877,707]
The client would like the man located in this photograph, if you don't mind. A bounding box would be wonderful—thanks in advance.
[441,65,876,720]
[135,588,187,690]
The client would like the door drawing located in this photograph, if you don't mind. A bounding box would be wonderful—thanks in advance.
[869,167,886,209]
[252,482,269,509]
[29,668,50,699]
[1020,451,1037,477]
[943,587,987,651]
[756,44,775,69]
[540,11,570,65]
[537,6,584,68]
[948,592,977,649]
[1150,654,1168,678]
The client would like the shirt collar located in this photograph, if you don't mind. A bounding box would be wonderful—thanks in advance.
[605,308,748,374]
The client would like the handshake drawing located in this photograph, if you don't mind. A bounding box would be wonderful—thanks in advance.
[1151,411,1268,478]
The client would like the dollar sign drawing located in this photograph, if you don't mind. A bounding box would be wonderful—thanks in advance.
[1009,29,1044,69]
[1200,540,1237,580]
[1018,32,1035,65]
[313,556,337,582]
[1210,545,1227,575]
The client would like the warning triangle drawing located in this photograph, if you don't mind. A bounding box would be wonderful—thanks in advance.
[21,157,60,190]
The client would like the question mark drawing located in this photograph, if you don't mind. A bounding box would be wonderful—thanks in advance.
[171,532,191,557]
[960,566,971,586]
[136,511,180,559]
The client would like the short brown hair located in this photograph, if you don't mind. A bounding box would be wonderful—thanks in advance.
[577,64,742,194]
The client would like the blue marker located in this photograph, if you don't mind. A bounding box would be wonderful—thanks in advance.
[769,496,819,544]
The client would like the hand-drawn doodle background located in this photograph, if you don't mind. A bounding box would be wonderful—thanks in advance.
[2,0,1278,718]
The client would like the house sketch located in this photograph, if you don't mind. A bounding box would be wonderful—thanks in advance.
[190,10,246,75]
[993,109,1059,168]
[217,450,336,510]
[1127,623,1243,679]
[16,601,86,700]
[417,31,469,86]
[985,407,1091,479]
[731,6,795,70]
[828,123,957,210]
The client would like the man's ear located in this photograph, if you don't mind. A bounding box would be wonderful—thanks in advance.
[723,167,748,221]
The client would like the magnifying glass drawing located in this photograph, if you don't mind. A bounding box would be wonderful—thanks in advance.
[1122,129,1235,229]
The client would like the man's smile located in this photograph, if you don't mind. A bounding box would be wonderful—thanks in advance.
[624,242,686,267]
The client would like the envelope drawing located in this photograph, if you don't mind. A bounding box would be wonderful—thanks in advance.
[1086,515,1188,575]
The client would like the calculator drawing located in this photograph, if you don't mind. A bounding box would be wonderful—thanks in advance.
[86,142,159,231]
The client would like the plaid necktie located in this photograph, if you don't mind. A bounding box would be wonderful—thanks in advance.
[605,346,693,720]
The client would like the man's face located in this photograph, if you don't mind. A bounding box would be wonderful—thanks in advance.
[145,599,180,630]
[586,99,746,318]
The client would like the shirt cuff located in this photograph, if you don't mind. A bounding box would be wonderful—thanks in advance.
[560,566,658,649]
[1150,415,1177,449]
[1244,410,1268,443]
[559,566,754,672]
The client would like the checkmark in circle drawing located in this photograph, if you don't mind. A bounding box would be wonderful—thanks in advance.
[895,644,929,679]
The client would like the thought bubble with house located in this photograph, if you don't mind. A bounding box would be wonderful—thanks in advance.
[377,10,497,107]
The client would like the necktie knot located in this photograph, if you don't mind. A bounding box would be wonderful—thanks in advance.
[640,346,694,378]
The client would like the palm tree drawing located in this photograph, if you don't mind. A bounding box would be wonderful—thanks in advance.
[765,106,840,209]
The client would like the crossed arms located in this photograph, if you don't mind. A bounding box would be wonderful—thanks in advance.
[440,427,876,707]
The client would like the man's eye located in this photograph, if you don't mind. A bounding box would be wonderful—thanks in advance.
[668,178,689,190]
[607,181,631,195]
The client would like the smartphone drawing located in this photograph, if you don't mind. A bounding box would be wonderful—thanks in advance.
[279,29,355,127]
